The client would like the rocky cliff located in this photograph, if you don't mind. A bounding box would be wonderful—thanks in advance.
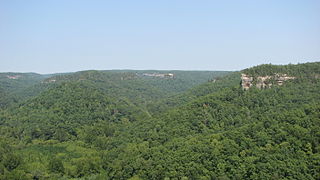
[241,73,295,90]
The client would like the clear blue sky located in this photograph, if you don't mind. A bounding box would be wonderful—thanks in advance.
[1,0,319,74]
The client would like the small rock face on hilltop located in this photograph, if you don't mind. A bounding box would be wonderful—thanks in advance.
[241,73,295,90]
[6,75,21,79]
[141,73,175,78]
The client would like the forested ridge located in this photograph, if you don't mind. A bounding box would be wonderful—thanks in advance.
[0,63,319,179]
[0,73,51,108]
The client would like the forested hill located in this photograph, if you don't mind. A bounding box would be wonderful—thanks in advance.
[0,62,319,179]
[1,81,150,141]
[0,70,229,109]
[42,70,230,95]
[0,73,51,108]
[0,70,230,141]
[147,72,242,114]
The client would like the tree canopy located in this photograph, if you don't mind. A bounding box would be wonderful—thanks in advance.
[0,63,319,179]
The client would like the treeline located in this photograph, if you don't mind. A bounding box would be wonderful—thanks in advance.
[242,62,320,78]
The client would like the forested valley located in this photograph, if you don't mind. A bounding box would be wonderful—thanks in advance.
[0,62,319,179]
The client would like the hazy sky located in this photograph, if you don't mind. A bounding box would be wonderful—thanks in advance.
[1,0,319,74]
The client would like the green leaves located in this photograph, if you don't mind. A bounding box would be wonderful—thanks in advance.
[48,157,64,174]
[0,63,319,179]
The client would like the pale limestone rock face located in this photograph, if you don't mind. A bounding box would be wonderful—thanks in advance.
[241,74,253,90]
[41,79,57,83]
[241,73,295,90]
[256,76,271,89]
[6,75,21,79]
[274,74,295,85]
[142,73,174,78]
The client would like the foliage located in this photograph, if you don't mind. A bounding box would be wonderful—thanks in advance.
[0,62,319,179]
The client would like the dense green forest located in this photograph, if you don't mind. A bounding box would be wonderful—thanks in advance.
[0,63,319,179]
[0,73,50,108]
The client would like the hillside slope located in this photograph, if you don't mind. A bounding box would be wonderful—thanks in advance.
[96,62,320,179]
[1,81,149,142]
[0,70,229,112]
[147,72,241,114]
[0,73,51,108]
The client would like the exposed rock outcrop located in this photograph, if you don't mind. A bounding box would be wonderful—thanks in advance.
[241,74,253,90]
[241,73,295,90]
[141,73,174,78]
[256,76,272,89]
[7,75,21,79]
[42,79,56,83]
[274,73,295,85]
